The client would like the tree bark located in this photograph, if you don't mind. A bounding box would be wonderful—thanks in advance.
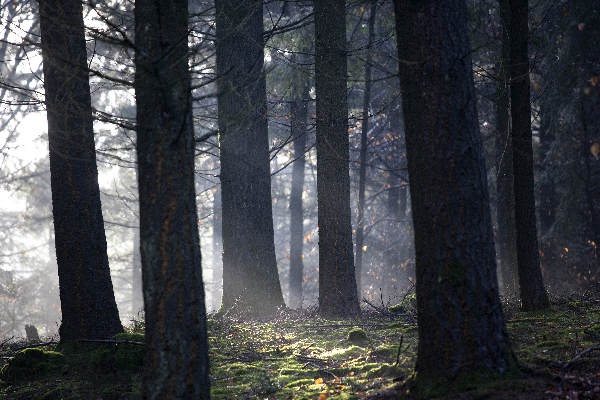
[355,0,378,299]
[134,0,210,398]
[495,0,519,297]
[215,0,285,316]
[508,0,550,311]
[288,82,309,310]
[394,0,516,383]
[38,0,122,343]
[131,229,142,316]
[212,186,222,312]
[314,0,360,318]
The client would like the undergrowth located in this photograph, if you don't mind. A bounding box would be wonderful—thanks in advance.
[1,292,600,399]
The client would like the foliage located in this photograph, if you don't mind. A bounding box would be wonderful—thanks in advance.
[0,348,65,383]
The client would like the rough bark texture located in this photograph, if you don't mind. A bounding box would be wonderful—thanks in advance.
[288,83,309,310]
[508,0,550,311]
[394,0,515,382]
[215,0,285,316]
[134,0,210,398]
[495,0,519,297]
[314,0,360,318]
[355,0,377,298]
[38,0,122,343]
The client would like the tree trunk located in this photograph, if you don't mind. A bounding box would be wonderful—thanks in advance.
[131,229,142,316]
[215,0,285,316]
[212,185,222,312]
[314,0,360,318]
[134,0,210,398]
[495,0,519,297]
[355,0,378,299]
[38,0,122,343]
[394,0,516,384]
[508,0,550,311]
[288,82,309,310]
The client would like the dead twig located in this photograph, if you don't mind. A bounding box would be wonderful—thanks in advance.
[362,297,393,317]
[11,341,58,352]
[78,339,144,346]
[395,335,404,366]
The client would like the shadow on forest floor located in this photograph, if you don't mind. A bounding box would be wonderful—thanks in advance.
[1,291,600,399]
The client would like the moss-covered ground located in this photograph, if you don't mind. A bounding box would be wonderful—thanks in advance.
[1,293,600,399]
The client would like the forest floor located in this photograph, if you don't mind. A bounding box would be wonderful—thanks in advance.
[1,291,600,399]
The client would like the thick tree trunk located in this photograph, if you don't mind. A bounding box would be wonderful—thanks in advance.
[394,0,516,383]
[215,0,285,316]
[495,0,519,297]
[288,83,309,310]
[508,0,549,311]
[38,0,122,343]
[134,1,210,398]
[355,0,377,299]
[314,0,360,318]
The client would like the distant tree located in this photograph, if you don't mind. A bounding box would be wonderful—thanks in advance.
[288,73,310,310]
[215,0,285,316]
[212,185,222,312]
[355,0,378,296]
[134,0,210,397]
[495,0,519,297]
[508,0,549,311]
[314,0,360,317]
[38,0,122,343]
[394,0,516,385]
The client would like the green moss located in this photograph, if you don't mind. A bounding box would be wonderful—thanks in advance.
[584,324,600,340]
[366,363,401,378]
[90,333,145,373]
[0,348,65,383]
[347,327,368,345]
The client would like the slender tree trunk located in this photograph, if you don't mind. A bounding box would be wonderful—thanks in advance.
[314,0,360,318]
[394,0,516,384]
[135,0,210,398]
[355,0,377,299]
[288,83,309,310]
[537,102,556,236]
[212,186,222,312]
[508,0,549,311]
[38,0,122,343]
[496,0,519,297]
[215,0,285,316]
[131,230,142,316]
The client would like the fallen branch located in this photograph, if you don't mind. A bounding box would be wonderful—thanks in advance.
[362,298,393,317]
[12,341,58,352]
[395,335,404,366]
[562,345,600,370]
[78,339,144,346]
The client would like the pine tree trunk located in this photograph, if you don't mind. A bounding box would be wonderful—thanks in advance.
[131,230,142,316]
[134,0,210,398]
[215,0,285,316]
[394,0,516,383]
[495,0,519,297]
[38,0,122,343]
[508,0,549,311]
[355,0,378,299]
[288,82,309,310]
[212,186,222,312]
[314,0,360,318]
